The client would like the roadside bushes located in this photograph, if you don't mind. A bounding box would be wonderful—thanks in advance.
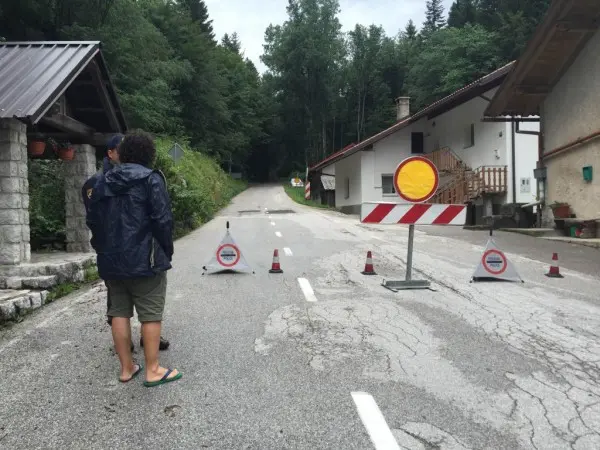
[153,137,246,237]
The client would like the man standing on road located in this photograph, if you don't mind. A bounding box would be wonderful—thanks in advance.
[82,135,170,352]
[86,131,181,386]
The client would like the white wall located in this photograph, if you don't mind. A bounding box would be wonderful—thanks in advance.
[360,123,422,203]
[321,163,335,176]
[508,120,540,204]
[423,86,539,205]
[333,85,542,209]
[424,87,507,169]
[334,151,362,209]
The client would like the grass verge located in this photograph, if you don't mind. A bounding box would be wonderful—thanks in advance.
[283,184,336,210]
[45,265,100,304]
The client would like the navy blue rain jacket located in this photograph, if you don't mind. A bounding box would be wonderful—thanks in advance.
[82,157,113,213]
[86,163,174,280]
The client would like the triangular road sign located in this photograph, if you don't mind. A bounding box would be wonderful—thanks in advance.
[202,228,253,275]
[471,237,523,283]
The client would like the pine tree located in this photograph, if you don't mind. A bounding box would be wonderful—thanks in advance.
[404,19,417,39]
[179,0,215,41]
[423,0,446,33]
[221,32,242,54]
[448,0,476,28]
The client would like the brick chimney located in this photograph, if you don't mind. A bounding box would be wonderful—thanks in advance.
[395,97,410,120]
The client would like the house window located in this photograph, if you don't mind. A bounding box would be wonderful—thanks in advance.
[464,123,475,148]
[382,175,396,195]
[411,132,424,154]
[344,177,350,199]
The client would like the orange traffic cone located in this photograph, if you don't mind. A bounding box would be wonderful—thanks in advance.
[545,252,563,278]
[361,251,376,275]
[269,249,283,273]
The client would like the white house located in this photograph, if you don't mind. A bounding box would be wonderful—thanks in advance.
[485,0,600,229]
[309,62,540,226]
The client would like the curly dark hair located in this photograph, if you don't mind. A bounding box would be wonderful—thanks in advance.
[117,130,156,167]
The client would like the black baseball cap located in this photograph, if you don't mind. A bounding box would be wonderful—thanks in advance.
[106,134,123,151]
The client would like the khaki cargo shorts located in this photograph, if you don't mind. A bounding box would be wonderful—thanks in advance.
[106,272,167,322]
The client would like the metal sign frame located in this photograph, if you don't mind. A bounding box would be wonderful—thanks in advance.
[382,156,441,291]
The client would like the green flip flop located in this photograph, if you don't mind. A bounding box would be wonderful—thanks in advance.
[143,369,182,388]
[119,364,142,383]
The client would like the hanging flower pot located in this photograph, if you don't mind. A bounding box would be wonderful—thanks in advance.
[58,145,75,161]
[28,140,46,157]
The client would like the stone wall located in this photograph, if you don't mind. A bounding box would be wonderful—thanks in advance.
[64,144,96,253]
[0,119,30,264]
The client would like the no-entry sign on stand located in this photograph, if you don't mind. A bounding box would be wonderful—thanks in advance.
[216,243,241,268]
[360,155,467,291]
[471,229,523,283]
[203,221,253,275]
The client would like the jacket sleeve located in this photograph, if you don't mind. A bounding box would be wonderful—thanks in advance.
[148,171,174,259]
[81,175,96,215]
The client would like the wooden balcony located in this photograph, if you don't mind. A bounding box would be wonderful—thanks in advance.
[430,170,469,204]
[430,165,508,204]
[423,147,465,173]
[467,166,507,199]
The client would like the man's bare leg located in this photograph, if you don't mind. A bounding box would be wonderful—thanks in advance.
[142,321,179,382]
[111,317,137,380]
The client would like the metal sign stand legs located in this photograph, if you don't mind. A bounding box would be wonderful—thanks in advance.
[382,224,431,292]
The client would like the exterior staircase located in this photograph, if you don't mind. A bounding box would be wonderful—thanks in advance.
[423,147,507,204]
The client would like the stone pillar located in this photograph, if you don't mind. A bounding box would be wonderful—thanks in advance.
[64,144,96,253]
[0,119,30,265]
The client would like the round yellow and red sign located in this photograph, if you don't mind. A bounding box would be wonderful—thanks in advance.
[393,156,439,203]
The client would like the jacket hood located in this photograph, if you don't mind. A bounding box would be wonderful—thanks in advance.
[102,157,115,174]
[104,163,153,193]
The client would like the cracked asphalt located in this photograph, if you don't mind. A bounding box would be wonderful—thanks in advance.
[1,184,600,449]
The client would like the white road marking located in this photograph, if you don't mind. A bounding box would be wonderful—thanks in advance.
[297,278,317,302]
[283,247,293,256]
[351,392,401,450]
[271,221,276,226]
[275,231,282,237]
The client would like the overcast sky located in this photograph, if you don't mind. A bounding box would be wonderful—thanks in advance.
[205,0,454,72]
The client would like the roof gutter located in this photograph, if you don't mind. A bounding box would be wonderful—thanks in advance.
[543,129,600,161]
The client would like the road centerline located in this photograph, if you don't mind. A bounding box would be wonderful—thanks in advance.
[275,231,282,237]
[297,278,317,302]
[351,392,401,450]
[283,247,293,256]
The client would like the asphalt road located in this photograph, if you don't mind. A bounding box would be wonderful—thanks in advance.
[1,185,600,449]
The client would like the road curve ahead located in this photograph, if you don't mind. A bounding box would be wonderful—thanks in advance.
[1,184,600,449]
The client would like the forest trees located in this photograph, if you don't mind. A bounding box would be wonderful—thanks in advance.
[0,0,553,179]
[259,0,552,174]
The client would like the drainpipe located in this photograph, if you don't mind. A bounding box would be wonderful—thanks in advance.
[511,119,517,204]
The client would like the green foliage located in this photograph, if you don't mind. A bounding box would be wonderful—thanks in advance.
[405,24,503,110]
[283,185,334,210]
[28,161,65,250]
[1,0,553,190]
[259,0,552,172]
[153,138,247,237]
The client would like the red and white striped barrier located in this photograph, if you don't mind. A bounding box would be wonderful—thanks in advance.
[305,182,311,200]
[361,202,466,225]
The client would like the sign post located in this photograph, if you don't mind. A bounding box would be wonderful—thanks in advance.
[360,155,467,292]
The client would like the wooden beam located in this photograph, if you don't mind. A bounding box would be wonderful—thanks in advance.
[75,107,106,113]
[88,61,121,132]
[556,17,599,32]
[515,84,551,95]
[40,113,96,136]
[27,132,114,147]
